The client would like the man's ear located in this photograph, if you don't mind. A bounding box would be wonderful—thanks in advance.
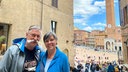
[26,32,28,36]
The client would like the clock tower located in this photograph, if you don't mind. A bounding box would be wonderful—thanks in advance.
[105,0,116,38]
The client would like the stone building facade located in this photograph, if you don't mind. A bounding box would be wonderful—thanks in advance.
[0,0,74,66]
[119,0,128,63]
[74,30,89,46]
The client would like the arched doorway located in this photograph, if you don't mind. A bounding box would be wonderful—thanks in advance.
[63,49,69,58]
[106,41,110,50]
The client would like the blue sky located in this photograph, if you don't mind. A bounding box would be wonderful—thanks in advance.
[74,0,120,32]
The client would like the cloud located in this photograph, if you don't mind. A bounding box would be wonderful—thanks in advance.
[82,26,93,32]
[74,0,106,18]
[74,18,83,24]
[114,0,118,3]
[92,27,105,31]
[94,1,106,13]
[82,22,106,32]
[82,25,105,32]
[82,23,87,26]
[93,22,106,27]
[74,0,118,32]
[74,0,106,28]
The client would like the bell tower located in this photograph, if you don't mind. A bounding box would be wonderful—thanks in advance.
[105,0,116,38]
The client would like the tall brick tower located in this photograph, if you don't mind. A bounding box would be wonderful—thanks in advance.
[105,0,116,38]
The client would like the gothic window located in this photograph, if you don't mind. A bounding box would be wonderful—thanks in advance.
[119,46,121,51]
[51,20,57,33]
[118,40,121,42]
[115,46,117,50]
[123,5,128,25]
[118,29,121,33]
[0,0,2,5]
[120,9,124,26]
[52,0,58,8]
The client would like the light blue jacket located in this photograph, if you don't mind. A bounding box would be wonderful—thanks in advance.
[0,38,42,72]
[36,47,70,72]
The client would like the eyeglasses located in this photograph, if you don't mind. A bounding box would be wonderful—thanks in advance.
[28,33,41,38]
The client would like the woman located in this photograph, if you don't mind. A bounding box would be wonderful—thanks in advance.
[36,32,70,72]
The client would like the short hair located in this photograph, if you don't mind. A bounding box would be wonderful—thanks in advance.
[43,32,58,42]
[28,25,41,31]
[27,25,42,36]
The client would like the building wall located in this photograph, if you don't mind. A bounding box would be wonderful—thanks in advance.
[95,35,106,49]
[0,0,74,66]
[119,0,128,63]
[0,0,42,44]
[74,30,89,46]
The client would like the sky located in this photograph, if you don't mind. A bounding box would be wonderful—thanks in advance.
[74,0,120,32]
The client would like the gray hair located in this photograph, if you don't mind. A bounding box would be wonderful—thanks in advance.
[28,25,41,31]
[27,25,42,36]
[43,32,58,42]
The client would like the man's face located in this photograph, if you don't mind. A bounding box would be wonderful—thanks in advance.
[26,29,41,48]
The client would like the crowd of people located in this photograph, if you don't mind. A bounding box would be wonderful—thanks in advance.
[70,61,128,72]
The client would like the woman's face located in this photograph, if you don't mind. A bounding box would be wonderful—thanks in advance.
[44,35,57,50]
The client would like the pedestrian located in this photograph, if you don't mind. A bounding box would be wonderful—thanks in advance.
[118,64,123,72]
[77,63,83,72]
[107,63,115,72]
[95,64,101,72]
[85,62,90,72]
[36,32,70,72]
[101,64,107,72]
[70,66,78,72]
[0,25,43,72]
[115,65,119,72]
[90,62,96,72]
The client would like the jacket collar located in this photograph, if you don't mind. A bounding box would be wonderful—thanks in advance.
[13,38,40,53]
[43,47,61,66]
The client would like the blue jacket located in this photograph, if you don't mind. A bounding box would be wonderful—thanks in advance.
[107,64,115,72]
[36,47,70,72]
[0,38,42,72]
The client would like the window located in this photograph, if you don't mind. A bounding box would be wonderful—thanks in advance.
[0,0,2,6]
[118,29,120,33]
[120,9,124,26]
[118,40,121,42]
[0,24,9,55]
[51,21,57,33]
[115,46,117,50]
[119,46,121,51]
[52,0,58,8]
[123,5,128,25]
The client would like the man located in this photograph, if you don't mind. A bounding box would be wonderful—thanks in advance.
[107,63,115,72]
[0,25,43,72]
